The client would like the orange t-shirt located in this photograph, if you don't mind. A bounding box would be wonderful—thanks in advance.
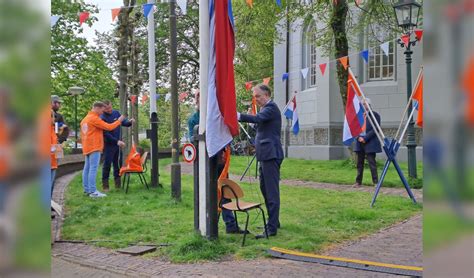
[80,111,121,155]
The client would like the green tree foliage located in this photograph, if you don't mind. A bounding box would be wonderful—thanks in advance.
[288,0,403,107]
[51,0,116,131]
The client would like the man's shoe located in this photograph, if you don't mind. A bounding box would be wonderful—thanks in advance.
[255,231,276,239]
[89,191,107,198]
[102,179,110,192]
[352,183,362,188]
[226,227,249,234]
[114,177,121,189]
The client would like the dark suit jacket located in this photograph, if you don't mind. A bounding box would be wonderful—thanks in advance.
[354,111,382,153]
[239,101,284,161]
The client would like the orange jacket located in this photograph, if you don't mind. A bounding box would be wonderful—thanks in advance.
[119,145,143,176]
[80,111,121,155]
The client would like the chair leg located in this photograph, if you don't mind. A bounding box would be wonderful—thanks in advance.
[242,211,250,247]
[233,211,239,228]
[121,174,126,189]
[259,207,269,239]
[137,173,144,186]
[125,173,131,194]
[140,173,149,189]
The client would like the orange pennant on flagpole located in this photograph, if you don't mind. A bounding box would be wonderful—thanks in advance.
[111,8,121,22]
[79,12,90,26]
[246,0,253,8]
[263,77,271,85]
[339,56,348,70]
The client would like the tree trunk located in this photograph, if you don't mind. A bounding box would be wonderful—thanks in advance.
[117,0,135,163]
[330,0,349,110]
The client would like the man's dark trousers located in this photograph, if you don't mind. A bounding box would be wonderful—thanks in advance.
[102,145,121,181]
[355,151,378,184]
[259,158,282,234]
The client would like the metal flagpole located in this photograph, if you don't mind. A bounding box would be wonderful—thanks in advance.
[398,105,416,145]
[147,0,160,188]
[394,67,423,141]
[198,0,210,236]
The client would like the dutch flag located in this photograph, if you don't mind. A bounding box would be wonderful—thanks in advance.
[283,95,300,135]
[343,71,365,146]
[206,0,239,157]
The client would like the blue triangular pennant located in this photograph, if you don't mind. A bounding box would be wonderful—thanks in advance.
[360,49,369,63]
[276,0,282,8]
[51,15,60,28]
[143,3,154,18]
[282,72,289,81]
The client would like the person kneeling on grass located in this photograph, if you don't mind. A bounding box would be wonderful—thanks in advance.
[80,101,125,198]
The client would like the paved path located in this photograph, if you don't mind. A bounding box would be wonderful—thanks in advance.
[176,162,423,202]
[52,172,422,277]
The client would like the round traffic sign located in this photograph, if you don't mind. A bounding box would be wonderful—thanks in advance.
[182,143,197,163]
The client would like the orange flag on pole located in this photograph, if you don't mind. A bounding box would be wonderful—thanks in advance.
[462,54,474,125]
[411,74,423,127]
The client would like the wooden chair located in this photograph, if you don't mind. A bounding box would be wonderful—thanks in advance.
[218,178,268,246]
[121,152,149,194]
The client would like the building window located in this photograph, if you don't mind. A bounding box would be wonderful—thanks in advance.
[368,40,396,81]
[302,22,317,89]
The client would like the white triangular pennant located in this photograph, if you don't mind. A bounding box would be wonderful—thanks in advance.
[380,42,389,56]
[165,93,171,102]
[301,68,309,79]
[177,0,187,15]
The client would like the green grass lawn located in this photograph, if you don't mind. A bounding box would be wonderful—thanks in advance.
[61,159,422,263]
[229,156,423,188]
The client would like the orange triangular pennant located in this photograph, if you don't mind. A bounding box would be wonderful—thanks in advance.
[401,34,410,47]
[246,0,253,8]
[414,29,423,42]
[263,77,271,85]
[245,82,252,91]
[111,8,121,22]
[339,56,348,70]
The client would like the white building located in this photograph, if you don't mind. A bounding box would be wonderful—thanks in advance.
[273,15,423,161]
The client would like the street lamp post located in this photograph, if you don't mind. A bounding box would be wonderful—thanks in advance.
[392,0,421,179]
[68,86,85,150]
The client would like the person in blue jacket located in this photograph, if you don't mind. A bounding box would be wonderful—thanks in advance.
[354,98,382,187]
[238,84,284,239]
[101,100,134,191]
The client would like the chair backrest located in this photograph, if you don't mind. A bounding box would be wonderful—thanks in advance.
[141,152,149,171]
[218,178,244,199]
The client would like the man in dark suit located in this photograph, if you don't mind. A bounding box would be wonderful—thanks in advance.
[354,98,382,187]
[238,84,284,238]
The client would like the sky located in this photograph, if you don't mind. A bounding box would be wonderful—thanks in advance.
[81,0,124,45]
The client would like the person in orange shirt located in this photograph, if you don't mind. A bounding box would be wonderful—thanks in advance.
[51,110,59,197]
[80,101,125,198]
